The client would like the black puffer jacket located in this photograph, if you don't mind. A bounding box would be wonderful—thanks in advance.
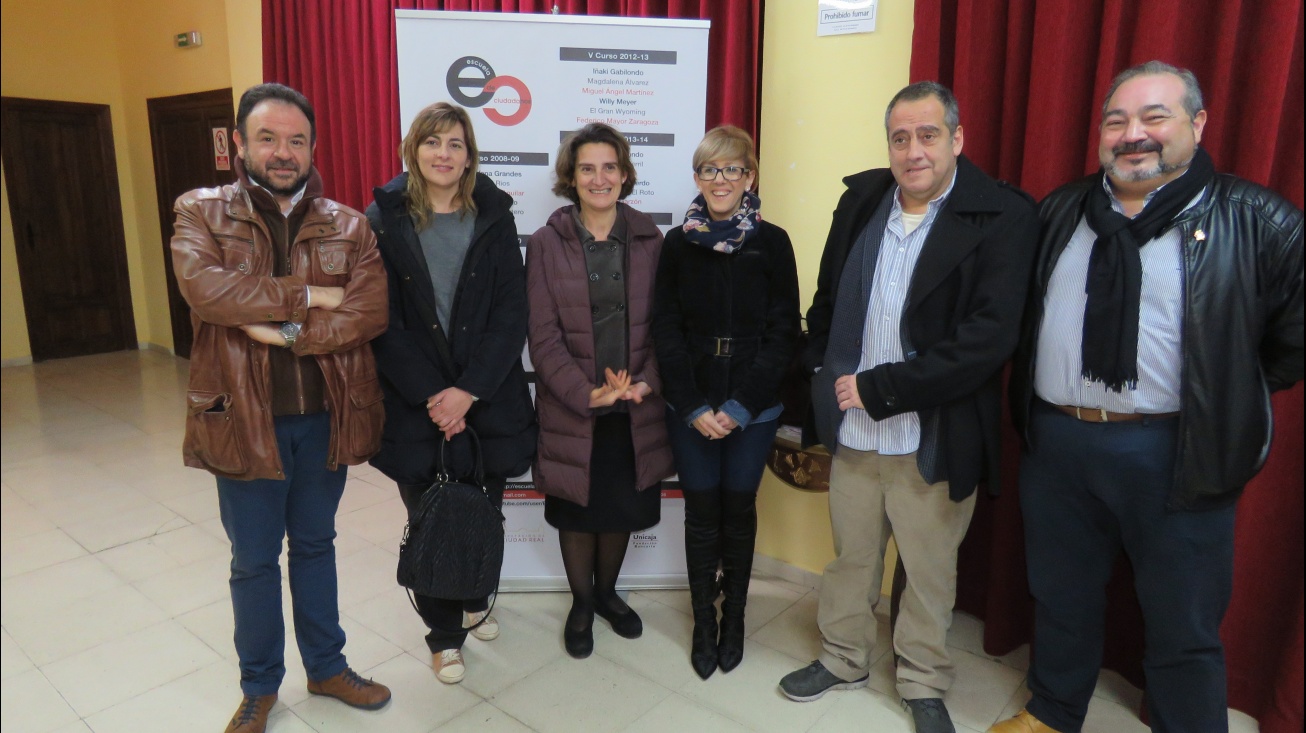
[365,172,537,482]
[1011,173,1303,510]
[652,220,801,423]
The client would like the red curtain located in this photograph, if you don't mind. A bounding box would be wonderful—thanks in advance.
[262,0,761,212]
[911,2,1305,731]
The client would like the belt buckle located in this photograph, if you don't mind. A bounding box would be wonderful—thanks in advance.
[1074,406,1110,422]
[714,337,733,357]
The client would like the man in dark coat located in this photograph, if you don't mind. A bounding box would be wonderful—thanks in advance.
[779,81,1038,733]
[992,61,1303,733]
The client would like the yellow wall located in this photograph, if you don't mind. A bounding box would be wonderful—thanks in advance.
[0,0,261,362]
[754,2,915,574]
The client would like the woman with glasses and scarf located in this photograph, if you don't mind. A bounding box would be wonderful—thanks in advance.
[652,125,801,678]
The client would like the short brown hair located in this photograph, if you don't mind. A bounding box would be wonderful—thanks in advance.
[401,102,479,228]
[692,125,759,189]
[552,123,637,204]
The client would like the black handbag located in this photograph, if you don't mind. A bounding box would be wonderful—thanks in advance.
[396,428,505,602]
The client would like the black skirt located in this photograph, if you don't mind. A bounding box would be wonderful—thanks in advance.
[544,413,661,533]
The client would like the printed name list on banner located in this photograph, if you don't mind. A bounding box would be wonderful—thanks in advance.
[395,10,709,238]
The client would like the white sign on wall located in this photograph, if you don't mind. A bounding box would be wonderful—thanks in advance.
[817,0,878,36]
[396,10,710,590]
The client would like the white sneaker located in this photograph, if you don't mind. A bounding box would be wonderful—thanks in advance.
[465,609,500,641]
[434,648,465,684]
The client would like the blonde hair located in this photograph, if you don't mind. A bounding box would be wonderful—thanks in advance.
[692,125,759,189]
[401,102,478,228]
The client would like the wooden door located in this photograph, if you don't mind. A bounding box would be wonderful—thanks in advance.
[147,89,236,359]
[1,97,137,361]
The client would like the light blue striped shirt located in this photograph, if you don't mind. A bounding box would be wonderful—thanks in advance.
[838,173,956,453]
[1034,176,1202,413]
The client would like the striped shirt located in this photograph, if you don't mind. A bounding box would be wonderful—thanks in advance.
[838,173,956,453]
[1034,176,1202,413]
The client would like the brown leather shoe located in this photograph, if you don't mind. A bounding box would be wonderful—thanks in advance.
[987,709,1063,733]
[306,667,391,710]
[223,694,276,733]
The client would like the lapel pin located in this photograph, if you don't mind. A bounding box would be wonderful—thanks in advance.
[1194,229,1206,241]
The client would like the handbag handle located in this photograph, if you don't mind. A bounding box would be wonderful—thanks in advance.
[436,425,486,486]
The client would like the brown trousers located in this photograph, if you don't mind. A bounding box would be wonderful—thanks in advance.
[816,448,976,700]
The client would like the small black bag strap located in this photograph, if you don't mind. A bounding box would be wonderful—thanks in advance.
[437,426,486,487]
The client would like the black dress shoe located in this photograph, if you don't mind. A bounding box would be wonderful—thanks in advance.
[564,605,594,658]
[594,595,643,638]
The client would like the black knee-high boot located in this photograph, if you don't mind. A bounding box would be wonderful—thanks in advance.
[682,489,722,679]
[717,491,757,672]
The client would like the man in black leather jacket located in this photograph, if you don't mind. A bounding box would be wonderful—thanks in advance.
[992,61,1303,733]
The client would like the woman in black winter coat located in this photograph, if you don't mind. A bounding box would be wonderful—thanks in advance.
[366,102,536,686]
[652,125,801,679]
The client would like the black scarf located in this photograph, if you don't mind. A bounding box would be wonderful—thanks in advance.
[1080,146,1213,391]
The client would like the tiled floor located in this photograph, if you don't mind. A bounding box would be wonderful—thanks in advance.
[1,351,1261,733]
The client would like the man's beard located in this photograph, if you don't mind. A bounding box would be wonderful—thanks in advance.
[244,155,311,196]
[1102,139,1191,183]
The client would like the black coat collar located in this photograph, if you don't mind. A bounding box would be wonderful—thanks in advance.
[838,155,1004,310]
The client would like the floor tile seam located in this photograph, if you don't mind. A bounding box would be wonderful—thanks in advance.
[672,676,772,728]
[990,676,1031,727]
[352,646,410,681]
[629,589,693,617]
[33,615,215,670]
[944,646,1029,695]
[78,657,235,728]
[30,664,85,726]
[941,640,1027,673]
[746,628,820,667]
[632,689,764,733]
[800,686,902,733]
[483,651,672,715]
[463,698,547,733]
[588,637,690,687]
[78,514,193,559]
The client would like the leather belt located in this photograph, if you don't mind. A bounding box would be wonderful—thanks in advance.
[1052,404,1179,423]
[692,335,760,358]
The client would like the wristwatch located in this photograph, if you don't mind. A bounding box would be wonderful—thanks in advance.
[279,321,303,348]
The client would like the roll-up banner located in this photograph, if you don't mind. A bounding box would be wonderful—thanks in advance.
[396,11,710,590]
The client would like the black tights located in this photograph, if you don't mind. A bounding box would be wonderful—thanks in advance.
[559,530,632,629]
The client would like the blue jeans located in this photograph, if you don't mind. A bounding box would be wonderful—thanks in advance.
[216,413,349,696]
[1020,400,1235,733]
[665,409,777,494]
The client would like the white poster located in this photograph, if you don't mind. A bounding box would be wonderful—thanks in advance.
[396,11,709,590]
[395,10,710,236]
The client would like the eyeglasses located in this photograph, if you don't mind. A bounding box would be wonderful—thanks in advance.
[695,165,750,182]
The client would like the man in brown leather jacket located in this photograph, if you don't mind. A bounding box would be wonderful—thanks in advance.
[170,84,389,733]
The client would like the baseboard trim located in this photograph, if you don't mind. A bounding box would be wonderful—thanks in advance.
[138,341,176,356]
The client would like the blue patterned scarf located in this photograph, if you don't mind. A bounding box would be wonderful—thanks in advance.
[681,191,762,253]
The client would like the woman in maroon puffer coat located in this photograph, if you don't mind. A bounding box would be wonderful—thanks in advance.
[525,123,674,659]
